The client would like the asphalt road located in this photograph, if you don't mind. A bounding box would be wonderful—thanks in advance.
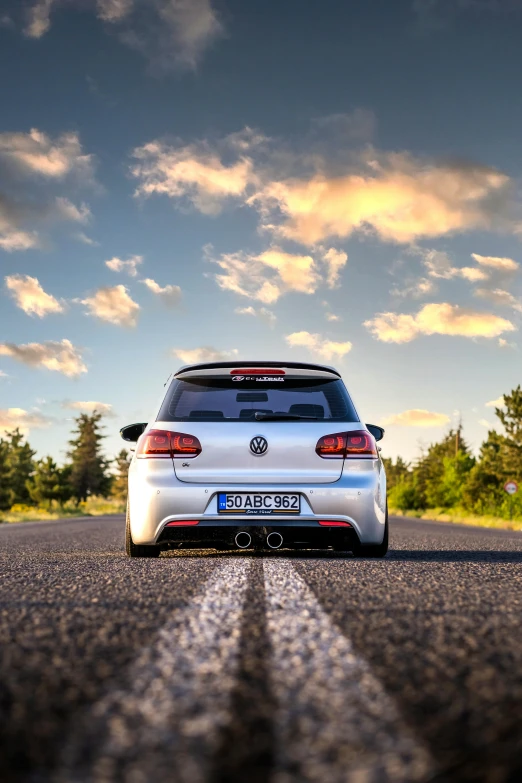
[1,515,522,783]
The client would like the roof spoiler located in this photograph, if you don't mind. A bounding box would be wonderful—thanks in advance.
[174,360,341,378]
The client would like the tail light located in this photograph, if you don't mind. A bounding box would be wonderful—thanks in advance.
[316,430,377,459]
[315,433,345,457]
[137,430,202,459]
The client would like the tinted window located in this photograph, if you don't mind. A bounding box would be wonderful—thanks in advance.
[157,376,359,422]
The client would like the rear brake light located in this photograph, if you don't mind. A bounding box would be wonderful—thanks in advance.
[318,520,352,527]
[230,368,285,375]
[137,430,202,459]
[316,430,377,459]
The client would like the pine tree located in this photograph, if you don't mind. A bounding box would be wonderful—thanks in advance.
[462,388,522,512]
[4,428,36,506]
[495,386,522,480]
[26,457,73,509]
[414,426,471,508]
[111,448,131,501]
[66,412,111,503]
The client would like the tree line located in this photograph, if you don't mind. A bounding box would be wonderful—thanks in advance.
[384,386,522,518]
[0,412,130,511]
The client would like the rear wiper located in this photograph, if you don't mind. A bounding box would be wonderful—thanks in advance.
[254,412,318,421]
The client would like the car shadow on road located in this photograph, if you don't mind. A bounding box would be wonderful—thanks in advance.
[387,549,522,563]
[163,548,522,563]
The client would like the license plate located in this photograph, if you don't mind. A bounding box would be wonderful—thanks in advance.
[218,493,300,515]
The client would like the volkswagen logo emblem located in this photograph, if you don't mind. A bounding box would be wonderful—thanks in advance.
[250,436,268,455]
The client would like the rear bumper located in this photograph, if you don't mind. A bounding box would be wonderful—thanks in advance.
[128,458,387,545]
[157,524,357,550]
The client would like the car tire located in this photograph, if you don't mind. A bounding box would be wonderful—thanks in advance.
[351,504,389,558]
[125,503,161,558]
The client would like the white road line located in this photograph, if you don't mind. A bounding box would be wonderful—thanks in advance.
[58,559,252,783]
[264,560,434,783]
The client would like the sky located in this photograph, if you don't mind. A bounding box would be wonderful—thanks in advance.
[0,0,521,466]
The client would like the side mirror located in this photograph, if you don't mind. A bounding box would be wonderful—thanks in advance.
[366,423,385,442]
[120,422,147,442]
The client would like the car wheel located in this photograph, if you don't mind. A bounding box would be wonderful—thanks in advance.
[352,505,389,559]
[125,503,161,558]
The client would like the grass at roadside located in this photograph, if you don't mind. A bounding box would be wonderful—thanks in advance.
[0,496,126,524]
[390,507,522,532]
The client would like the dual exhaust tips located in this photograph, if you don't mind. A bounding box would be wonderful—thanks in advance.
[234,531,283,550]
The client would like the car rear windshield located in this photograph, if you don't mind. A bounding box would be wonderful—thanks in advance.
[157,376,359,422]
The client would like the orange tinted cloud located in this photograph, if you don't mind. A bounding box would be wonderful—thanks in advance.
[365,302,516,343]
[285,331,352,360]
[0,339,87,376]
[252,154,510,246]
[81,285,140,327]
[5,274,64,317]
[382,409,450,427]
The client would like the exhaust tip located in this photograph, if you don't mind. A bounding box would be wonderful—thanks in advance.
[235,531,252,549]
[267,532,283,549]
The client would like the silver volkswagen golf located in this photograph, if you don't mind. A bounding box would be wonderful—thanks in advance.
[121,361,388,558]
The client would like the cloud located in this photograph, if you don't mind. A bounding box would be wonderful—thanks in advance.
[0,129,94,180]
[474,287,522,313]
[81,285,140,327]
[479,418,495,428]
[498,337,517,349]
[130,126,520,249]
[485,396,504,408]
[207,246,327,304]
[172,346,239,364]
[235,305,277,327]
[0,229,39,252]
[145,0,223,70]
[412,247,490,281]
[470,253,519,272]
[382,409,451,427]
[105,255,143,276]
[364,302,516,343]
[24,0,55,38]
[0,194,41,252]
[74,231,99,246]
[285,331,352,361]
[5,274,64,317]
[61,399,115,416]
[55,197,91,223]
[251,153,511,246]
[0,339,87,377]
[96,0,134,22]
[391,277,436,299]
[141,278,182,307]
[131,136,256,215]
[25,0,222,70]
[0,129,95,251]
[325,312,342,322]
[321,247,347,288]
[0,407,54,435]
